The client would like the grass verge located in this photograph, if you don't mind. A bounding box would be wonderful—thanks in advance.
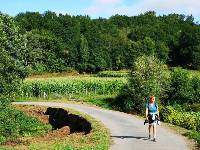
[0,105,111,150]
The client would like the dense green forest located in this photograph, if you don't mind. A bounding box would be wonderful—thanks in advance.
[13,11,200,73]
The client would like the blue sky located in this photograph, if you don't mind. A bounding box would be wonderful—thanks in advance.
[0,0,200,22]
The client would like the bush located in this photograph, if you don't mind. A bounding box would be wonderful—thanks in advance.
[168,68,194,104]
[167,68,200,105]
[190,76,200,104]
[161,106,200,131]
[115,55,170,113]
[183,103,200,112]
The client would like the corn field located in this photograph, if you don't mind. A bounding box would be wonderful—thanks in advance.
[18,77,127,97]
[96,70,129,77]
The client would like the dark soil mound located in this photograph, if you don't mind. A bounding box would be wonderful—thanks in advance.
[45,107,92,134]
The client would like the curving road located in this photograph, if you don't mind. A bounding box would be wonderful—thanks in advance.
[13,102,189,150]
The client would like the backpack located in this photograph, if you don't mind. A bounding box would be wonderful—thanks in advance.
[147,101,158,112]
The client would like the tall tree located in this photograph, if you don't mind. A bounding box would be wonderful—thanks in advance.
[0,12,28,100]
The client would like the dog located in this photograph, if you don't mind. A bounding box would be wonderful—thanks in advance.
[45,107,91,134]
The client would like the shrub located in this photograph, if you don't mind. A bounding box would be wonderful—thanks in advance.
[190,76,200,104]
[167,68,200,105]
[168,68,194,104]
[183,103,200,112]
[115,55,170,113]
[161,106,200,131]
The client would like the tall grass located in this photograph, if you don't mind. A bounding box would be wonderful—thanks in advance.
[18,77,127,98]
[96,70,129,77]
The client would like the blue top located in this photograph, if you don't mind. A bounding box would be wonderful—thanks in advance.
[146,102,158,113]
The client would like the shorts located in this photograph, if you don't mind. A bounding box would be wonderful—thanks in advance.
[148,114,158,125]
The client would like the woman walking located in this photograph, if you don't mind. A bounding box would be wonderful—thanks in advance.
[145,96,160,142]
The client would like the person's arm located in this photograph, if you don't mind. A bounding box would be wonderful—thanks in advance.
[145,107,148,120]
[157,105,160,119]
[157,109,160,119]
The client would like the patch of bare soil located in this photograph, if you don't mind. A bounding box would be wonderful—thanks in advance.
[2,105,91,148]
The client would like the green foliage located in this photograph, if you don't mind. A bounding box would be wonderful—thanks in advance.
[0,106,51,144]
[184,104,200,112]
[18,77,127,98]
[77,34,89,73]
[186,130,200,145]
[96,70,128,77]
[5,106,111,150]
[167,68,200,104]
[0,12,28,99]
[116,55,170,113]
[178,25,200,69]
[161,105,200,131]
[127,37,158,67]
[190,76,200,104]
[14,11,200,73]
[25,29,67,73]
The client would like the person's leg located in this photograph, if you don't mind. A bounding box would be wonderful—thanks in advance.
[153,124,157,141]
[148,124,152,139]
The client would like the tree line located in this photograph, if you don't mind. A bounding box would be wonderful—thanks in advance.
[2,11,200,73]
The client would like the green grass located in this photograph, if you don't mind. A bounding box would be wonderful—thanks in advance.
[0,107,51,145]
[186,130,200,146]
[170,67,200,78]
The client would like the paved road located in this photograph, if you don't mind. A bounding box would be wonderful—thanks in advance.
[13,102,189,150]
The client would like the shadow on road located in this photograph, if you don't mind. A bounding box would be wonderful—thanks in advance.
[111,136,148,140]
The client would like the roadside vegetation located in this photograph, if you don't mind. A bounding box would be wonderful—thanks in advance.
[16,65,200,146]
[0,105,110,150]
[1,9,200,149]
[0,106,51,145]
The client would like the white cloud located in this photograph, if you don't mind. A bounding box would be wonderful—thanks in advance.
[85,0,200,21]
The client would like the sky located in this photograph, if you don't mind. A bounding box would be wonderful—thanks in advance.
[0,0,200,22]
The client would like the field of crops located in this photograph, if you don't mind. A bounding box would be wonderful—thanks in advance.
[96,70,129,77]
[18,76,127,98]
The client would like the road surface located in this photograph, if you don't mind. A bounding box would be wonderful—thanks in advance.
[13,102,189,150]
